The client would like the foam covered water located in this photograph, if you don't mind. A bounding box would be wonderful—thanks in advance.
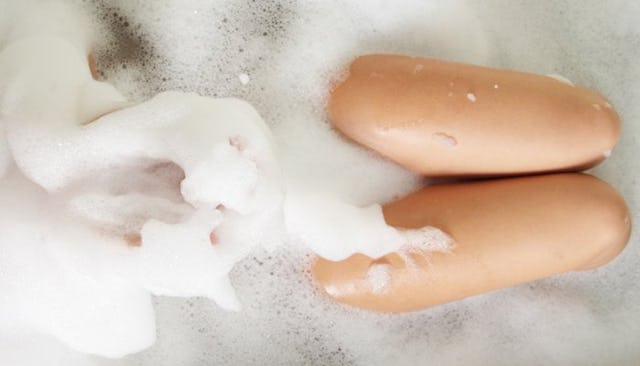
[0,0,453,360]
[1,0,639,365]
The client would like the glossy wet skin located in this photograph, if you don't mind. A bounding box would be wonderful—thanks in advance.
[329,55,620,177]
[313,55,631,313]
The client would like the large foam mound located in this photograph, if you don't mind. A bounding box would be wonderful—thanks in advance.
[0,34,290,356]
[0,6,451,359]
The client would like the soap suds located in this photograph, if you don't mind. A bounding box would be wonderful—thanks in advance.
[0,3,453,360]
[0,34,290,354]
[367,263,393,294]
[238,73,250,85]
[395,226,454,268]
[3,1,633,366]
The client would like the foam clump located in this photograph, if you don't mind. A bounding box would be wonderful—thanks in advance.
[0,170,157,358]
[0,28,452,359]
[366,263,393,294]
[285,193,451,261]
[0,34,287,355]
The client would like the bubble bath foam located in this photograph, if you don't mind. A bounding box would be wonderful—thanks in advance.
[0,0,639,365]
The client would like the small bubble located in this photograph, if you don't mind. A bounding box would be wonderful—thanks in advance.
[238,73,250,85]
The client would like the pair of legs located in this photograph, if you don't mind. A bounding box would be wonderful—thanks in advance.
[313,55,631,313]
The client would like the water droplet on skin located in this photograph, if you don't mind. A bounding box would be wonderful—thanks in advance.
[493,84,499,89]
[432,132,458,147]
[592,104,602,111]
[413,64,424,73]
[466,93,476,102]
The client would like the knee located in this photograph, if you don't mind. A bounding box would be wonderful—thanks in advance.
[577,178,631,270]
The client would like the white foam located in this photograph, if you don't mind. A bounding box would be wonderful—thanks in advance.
[0,124,9,177]
[0,12,453,360]
[0,170,157,358]
[0,34,292,355]
[367,263,393,294]
[238,73,250,85]
[285,192,449,261]
[0,0,90,52]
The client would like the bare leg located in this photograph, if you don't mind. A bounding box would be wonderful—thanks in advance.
[329,55,620,176]
[313,174,630,312]
[313,55,631,312]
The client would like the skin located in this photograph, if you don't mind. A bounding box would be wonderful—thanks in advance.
[313,54,631,313]
[88,54,98,79]
[329,55,620,176]
[314,174,630,312]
